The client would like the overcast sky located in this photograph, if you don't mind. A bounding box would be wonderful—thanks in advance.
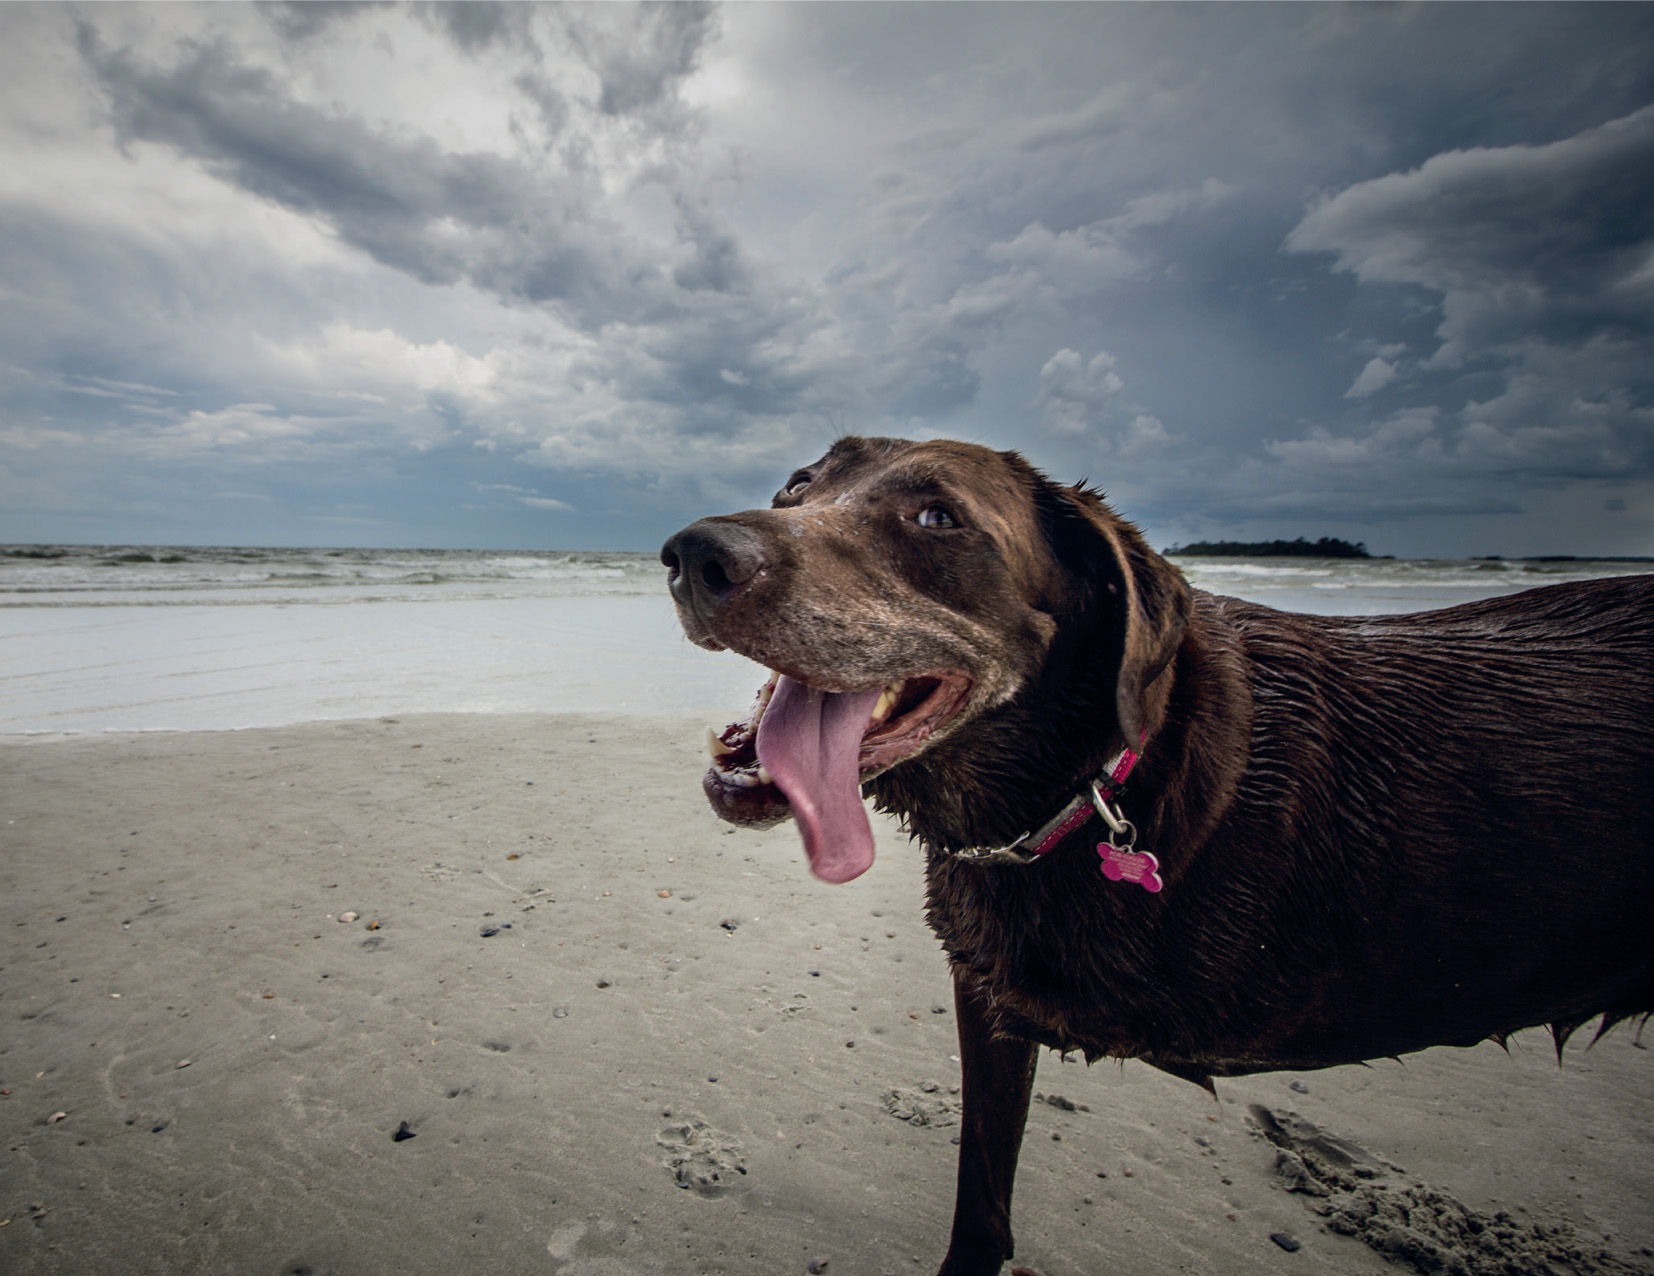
[2,3,1652,556]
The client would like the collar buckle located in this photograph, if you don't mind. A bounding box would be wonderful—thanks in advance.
[950,838,1042,867]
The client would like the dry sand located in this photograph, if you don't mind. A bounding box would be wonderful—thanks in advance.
[2,714,1650,1276]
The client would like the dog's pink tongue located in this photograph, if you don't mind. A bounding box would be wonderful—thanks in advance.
[756,675,882,883]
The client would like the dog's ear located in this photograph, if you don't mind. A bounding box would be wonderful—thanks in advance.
[1040,483,1191,745]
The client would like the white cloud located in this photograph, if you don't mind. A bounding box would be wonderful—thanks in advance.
[1116,413,1173,461]
[1103,178,1238,233]
[1266,407,1441,475]
[1344,356,1398,398]
[277,325,501,397]
[1034,348,1125,435]
[987,220,1143,288]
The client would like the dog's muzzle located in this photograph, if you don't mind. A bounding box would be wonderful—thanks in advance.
[661,518,769,616]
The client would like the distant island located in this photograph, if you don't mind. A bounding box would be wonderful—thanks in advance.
[1164,536,1375,559]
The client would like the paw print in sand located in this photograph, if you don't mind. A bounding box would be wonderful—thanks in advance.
[656,1116,746,1196]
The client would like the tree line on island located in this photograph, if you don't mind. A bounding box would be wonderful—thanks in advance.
[1163,536,1375,559]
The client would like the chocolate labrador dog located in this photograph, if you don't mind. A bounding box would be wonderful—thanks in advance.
[660,435,1654,1276]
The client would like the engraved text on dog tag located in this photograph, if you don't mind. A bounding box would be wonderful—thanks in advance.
[1098,844,1163,893]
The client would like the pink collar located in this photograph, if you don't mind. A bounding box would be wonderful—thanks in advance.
[949,733,1145,869]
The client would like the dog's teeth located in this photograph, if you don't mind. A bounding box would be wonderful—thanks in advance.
[756,765,773,785]
[707,726,736,759]
[872,682,902,725]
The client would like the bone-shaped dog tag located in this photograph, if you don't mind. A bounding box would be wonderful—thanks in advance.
[1098,844,1163,893]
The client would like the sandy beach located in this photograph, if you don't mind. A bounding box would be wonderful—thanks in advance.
[2,712,1650,1275]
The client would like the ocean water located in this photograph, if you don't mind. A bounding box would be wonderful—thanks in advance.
[1168,553,1654,615]
[2,544,1649,735]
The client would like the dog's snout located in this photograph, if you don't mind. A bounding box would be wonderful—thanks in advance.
[661,519,768,608]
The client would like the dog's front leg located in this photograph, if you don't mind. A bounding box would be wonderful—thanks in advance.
[937,969,1039,1276]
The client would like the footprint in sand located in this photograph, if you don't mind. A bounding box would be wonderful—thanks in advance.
[882,1080,962,1128]
[546,1219,648,1276]
[1249,1104,1648,1276]
[656,1117,747,1196]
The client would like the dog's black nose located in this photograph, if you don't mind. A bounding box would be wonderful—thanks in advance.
[661,519,768,608]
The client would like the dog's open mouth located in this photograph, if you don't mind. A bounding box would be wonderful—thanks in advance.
[703,670,973,883]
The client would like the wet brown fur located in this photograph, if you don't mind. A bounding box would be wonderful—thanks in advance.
[662,436,1654,1276]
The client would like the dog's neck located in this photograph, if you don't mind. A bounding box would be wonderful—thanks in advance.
[868,593,1254,867]
[868,621,1154,852]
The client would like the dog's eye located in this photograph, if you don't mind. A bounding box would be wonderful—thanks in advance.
[916,506,957,530]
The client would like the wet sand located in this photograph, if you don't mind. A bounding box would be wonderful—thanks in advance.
[2,715,1650,1275]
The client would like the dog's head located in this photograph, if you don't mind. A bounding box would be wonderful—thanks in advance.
[661,436,1189,881]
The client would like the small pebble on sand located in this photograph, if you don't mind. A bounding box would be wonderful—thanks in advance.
[339,911,358,923]
[1270,1232,1302,1252]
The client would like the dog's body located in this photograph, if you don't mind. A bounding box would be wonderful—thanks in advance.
[662,436,1654,1276]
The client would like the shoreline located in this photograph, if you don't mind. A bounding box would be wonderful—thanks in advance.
[7,562,1654,737]
[3,713,1650,1275]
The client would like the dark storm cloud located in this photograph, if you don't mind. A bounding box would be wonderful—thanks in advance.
[70,4,819,443]
[513,69,570,139]
[78,25,631,318]
[6,4,1654,552]
[561,2,717,119]
[418,2,539,55]
[257,1,388,44]
[1288,106,1654,364]
[670,194,750,295]
[1271,104,1654,507]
